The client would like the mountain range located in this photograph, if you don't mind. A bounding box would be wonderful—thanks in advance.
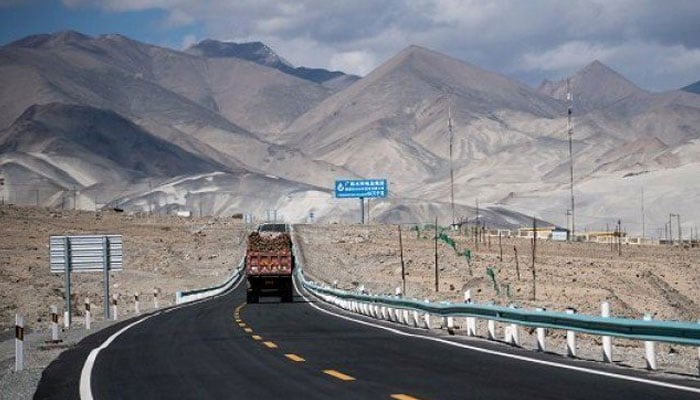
[1,31,698,235]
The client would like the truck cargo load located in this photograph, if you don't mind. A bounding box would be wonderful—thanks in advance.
[245,225,294,303]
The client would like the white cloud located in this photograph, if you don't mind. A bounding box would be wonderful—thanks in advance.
[520,41,617,71]
[519,41,700,91]
[330,51,377,76]
[180,34,197,50]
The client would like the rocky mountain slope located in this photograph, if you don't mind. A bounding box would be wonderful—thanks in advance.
[0,31,698,233]
[682,80,700,94]
[186,39,360,90]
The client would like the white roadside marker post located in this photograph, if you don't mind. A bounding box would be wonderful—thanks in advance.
[15,313,24,372]
[50,305,59,342]
[536,308,546,352]
[601,301,612,363]
[134,293,140,315]
[566,308,577,357]
[643,313,657,370]
[63,309,70,329]
[112,293,119,321]
[153,288,159,309]
[84,298,91,330]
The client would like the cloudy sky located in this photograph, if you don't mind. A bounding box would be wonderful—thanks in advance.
[1,0,699,91]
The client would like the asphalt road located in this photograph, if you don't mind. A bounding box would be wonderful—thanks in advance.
[35,279,700,399]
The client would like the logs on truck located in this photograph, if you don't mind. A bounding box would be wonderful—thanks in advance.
[247,231,292,252]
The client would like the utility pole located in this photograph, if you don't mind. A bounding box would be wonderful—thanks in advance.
[398,225,406,296]
[566,79,575,240]
[675,214,681,246]
[531,216,537,301]
[669,214,674,246]
[617,219,622,256]
[448,99,455,226]
[434,216,439,292]
[641,187,645,240]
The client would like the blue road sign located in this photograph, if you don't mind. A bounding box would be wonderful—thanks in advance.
[335,179,388,199]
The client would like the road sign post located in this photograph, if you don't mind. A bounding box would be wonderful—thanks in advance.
[103,236,110,319]
[334,179,387,224]
[50,235,123,323]
[63,237,71,326]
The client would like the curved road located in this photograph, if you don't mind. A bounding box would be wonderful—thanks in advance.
[36,278,700,399]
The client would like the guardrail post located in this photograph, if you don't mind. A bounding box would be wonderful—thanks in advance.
[15,313,24,371]
[601,301,612,363]
[536,308,546,352]
[566,308,576,357]
[487,319,496,340]
[85,298,91,330]
[465,290,476,337]
[112,293,119,321]
[134,292,140,315]
[423,300,431,329]
[50,305,59,342]
[509,305,519,346]
[643,313,656,370]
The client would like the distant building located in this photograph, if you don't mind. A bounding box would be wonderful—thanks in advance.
[486,228,512,237]
[550,228,569,241]
[580,231,627,244]
[517,226,557,239]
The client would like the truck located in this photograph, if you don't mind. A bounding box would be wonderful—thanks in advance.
[245,224,294,303]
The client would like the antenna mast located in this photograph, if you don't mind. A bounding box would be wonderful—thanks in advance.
[566,79,575,240]
[448,99,455,226]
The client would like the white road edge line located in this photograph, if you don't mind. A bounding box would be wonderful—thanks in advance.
[79,275,244,400]
[293,277,700,395]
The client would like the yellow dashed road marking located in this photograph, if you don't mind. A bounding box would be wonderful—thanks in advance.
[252,335,262,341]
[263,341,278,349]
[391,395,423,400]
[284,353,305,362]
[244,328,253,333]
[323,369,355,381]
[238,323,246,327]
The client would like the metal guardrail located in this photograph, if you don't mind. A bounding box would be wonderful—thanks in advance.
[176,258,244,304]
[299,277,700,346]
[289,226,700,347]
